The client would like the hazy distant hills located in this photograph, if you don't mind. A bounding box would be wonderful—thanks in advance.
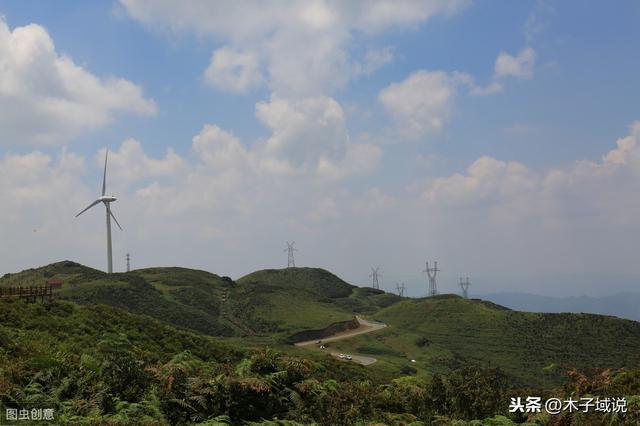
[480,292,640,322]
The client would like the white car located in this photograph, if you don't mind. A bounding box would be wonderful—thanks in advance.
[346,355,353,360]
[339,353,345,359]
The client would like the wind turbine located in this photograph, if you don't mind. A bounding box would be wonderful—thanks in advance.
[76,150,122,273]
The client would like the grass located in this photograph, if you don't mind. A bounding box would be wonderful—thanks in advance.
[3,261,640,388]
[370,295,640,386]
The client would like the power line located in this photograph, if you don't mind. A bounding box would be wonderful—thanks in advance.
[284,241,297,268]
[424,261,439,297]
[459,277,471,299]
[369,267,382,289]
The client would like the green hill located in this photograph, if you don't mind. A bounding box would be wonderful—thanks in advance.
[232,267,402,334]
[323,294,640,386]
[3,261,640,388]
[0,262,403,339]
[0,261,236,336]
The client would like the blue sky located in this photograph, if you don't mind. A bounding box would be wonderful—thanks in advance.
[1,1,639,296]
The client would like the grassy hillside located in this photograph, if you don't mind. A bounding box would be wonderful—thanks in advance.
[232,267,402,334]
[1,297,639,424]
[0,261,236,336]
[324,294,640,386]
[0,262,403,339]
[3,262,640,389]
[0,298,390,425]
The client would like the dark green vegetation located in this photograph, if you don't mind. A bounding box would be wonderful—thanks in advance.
[0,262,400,339]
[1,298,639,425]
[1,261,640,424]
[331,294,640,387]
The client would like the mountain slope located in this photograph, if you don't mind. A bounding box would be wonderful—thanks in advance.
[230,267,402,334]
[3,262,640,388]
[0,262,403,338]
[361,294,640,385]
[0,261,236,336]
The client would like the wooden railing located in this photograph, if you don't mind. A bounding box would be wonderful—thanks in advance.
[0,285,54,303]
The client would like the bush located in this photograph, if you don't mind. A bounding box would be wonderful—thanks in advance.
[400,365,417,376]
[415,336,430,347]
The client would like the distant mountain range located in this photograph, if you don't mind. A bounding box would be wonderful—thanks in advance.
[480,292,640,322]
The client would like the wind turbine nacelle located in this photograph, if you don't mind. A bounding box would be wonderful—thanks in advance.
[99,195,117,202]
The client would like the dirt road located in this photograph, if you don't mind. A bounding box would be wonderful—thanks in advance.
[294,316,387,365]
[330,352,377,366]
[294,316,386,347]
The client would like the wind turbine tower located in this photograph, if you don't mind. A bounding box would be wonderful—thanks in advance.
[126,253,131,272]
[76,150,122,274]
[396,282,405,297]
[424,261,439,297]
[284,241,297,268]
[459,277,471,299]
[369,267,382,289]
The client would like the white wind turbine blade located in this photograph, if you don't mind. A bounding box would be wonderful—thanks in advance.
[109,209,123,231]
[102,150,108,196]
[75,199,102,217]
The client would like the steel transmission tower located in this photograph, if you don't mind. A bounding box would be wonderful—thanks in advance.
[126,253,131,272]
[396,282,405,297]
[459,277,471,299]
[369,267,382,289]
[424,261,440,297]
[284,242,297,268]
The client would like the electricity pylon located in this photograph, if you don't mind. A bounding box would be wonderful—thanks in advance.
[396,282,405,297]
[284,241,297,268]
[369,267,382,289]
[459,277,471,299]
[424,261,439,297]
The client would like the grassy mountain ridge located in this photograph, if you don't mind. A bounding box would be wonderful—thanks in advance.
[1,261,235,336]
[233,267,402,334]
[363,295,640,385]
[3,261,640,388]
[0,262,403,338]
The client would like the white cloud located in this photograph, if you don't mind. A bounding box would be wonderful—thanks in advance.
[469,81,503,96]
[255,95,381,179]
[353,0,469,33]
[495,47,536,79]
[423,156,537,206]
[101,139,187,184]
[351,46,395,76]
[119,0,467,96]
[192,124,252,170]
[379,70,471,139]
[470,47,536,96]
[602,121,640,167]
[203,47,263,93]
[421,121,640,229]
[0,18,156,146]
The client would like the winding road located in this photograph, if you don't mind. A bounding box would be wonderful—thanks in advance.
[294,316,387,365]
